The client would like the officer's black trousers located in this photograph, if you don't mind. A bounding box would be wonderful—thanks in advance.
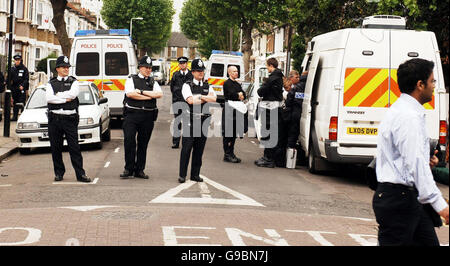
[179,116,209,178]
[275,117,300,166]
[260,107,281,161]
[12,88,26,117]
[123,110,155,173]
[48,113,85,179]
[223,137,236,156]
[372,183,439,246]
[172,107,183,146]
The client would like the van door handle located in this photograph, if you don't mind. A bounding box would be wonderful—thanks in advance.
[312,101,319,106]
[103,81,113,85]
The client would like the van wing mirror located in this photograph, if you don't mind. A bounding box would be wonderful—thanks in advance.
[98,97,108,105]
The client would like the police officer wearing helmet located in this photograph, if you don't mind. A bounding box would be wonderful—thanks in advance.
[120,56,163,179]
[170,56,193,148]
[178,58,217,183]
[10,54,29,121]
[46,55,91,183]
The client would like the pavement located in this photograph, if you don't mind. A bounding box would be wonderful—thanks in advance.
[0,119,18,162]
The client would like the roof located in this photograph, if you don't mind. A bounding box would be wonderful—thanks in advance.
[167,32,198,48]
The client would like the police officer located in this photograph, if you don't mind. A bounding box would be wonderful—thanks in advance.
[120,56,163,179]
[178,58,217,183]
[170,56,193,148]
[10,54,29,121]
[46,55,91,183]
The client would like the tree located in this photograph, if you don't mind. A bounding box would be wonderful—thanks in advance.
[101,0,175,55]
[36,52,58,74]
[50,0,71,57]
[203,0,287,80]
[180,0,240,58]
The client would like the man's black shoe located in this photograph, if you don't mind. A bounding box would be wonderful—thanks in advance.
[120,169,134,179]
[54,175,63,182]
[254,157,269,165]
[77,175,91,183]
[134,171,149,179]
[224,154,240,163]
[255,158,275,168]
[232,154,242,163]
[11,117,18,121]
[172,143,179,149]
[178,176,186,183]
[190,176,203,182]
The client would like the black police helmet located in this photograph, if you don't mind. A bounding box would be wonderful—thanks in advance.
[13,54,22,60]
[138,56,152,68]
[191,58,205,71]
[55,56,71,68]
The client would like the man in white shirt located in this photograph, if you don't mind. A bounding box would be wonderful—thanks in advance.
[373,58,449,246]
[46,55,91,183]
[178,59,216,183]
[120,56,163,179]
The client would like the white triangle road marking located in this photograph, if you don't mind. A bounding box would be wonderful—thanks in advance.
[59,205,118,212]
[150,175,265,207]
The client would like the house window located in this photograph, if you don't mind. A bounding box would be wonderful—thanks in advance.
[16,0,24,19]
[37,1,43,26]
[35,48,41,59]
[171,48,177,58]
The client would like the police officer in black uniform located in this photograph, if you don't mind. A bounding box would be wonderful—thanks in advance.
[178,58,217,183]
[170,56,193,148]
[120,56,163,179]
[10,54,29,121]
[46,55,91,183]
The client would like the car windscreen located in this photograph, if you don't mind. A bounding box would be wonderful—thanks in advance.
[210,63,224,77]
[76,52,100,76]
[26,88,47,109]
[152,66,160,72]
[105,52,129,76]
[78,85,95,105]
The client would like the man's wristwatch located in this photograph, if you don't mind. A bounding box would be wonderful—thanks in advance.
[140,89,144,95]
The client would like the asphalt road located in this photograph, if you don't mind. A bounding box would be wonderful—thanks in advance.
[0,85,448,247]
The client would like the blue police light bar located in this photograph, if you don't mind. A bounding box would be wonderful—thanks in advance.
[211,50,243,56]
[75,29,130,37]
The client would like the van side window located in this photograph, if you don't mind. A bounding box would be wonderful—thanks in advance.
[76,53,99,76]
[305,55,312,71]
[105,52,129,76]
[227,64,240,78]
[210,63,224,77]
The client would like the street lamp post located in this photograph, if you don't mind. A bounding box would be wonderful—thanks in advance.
[129,17,143,41]
[3,0,15,137]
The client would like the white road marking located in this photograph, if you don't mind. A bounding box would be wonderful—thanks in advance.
[59,206,117,212]
[104,161,111,168]
[251,141,256,144]
[114,147,120,153]
[150,175,264,207]
[341,216,374,222]
[0,184,12,187]
[52,177,99,185]
[0,228,42,246]
[199,182,212,198]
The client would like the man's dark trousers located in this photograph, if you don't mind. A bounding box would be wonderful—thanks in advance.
[179,116,209,178]
[123,109,155,173]
[172,107,183,146]
[48,113,85,178]
[372,183,440,246]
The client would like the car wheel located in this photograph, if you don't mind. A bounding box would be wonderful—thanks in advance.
[102,122,111,142]
[19,148,31,155]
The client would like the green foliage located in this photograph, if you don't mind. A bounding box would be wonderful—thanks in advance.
[36,52,58,74]
[101,0,175,55]
[180,0,240,58]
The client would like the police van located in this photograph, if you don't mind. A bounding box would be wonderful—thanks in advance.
[151,59,167,85]
[205,50,245,101]
[69,29,138,119]
[299,15,447,173]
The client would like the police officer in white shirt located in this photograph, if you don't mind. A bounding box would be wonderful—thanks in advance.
[178,59,216,183]
[120,56,163,179]
[46,56,91,183]
[373,58,449,246]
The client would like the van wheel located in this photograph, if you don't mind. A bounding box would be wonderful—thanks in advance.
[308,144,318,174]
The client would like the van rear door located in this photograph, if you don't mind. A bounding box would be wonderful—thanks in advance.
[390,30,440,140]
[101,38,130,111]
[338,29,390,153]
[73,38,102,87]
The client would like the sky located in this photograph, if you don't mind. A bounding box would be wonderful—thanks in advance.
[172,0,186,32]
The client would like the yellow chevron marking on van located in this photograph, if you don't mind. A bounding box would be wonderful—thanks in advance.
[344,68,369,93]
[346,69,389,107]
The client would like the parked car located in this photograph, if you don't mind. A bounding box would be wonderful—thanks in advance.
[15,81,111,154]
